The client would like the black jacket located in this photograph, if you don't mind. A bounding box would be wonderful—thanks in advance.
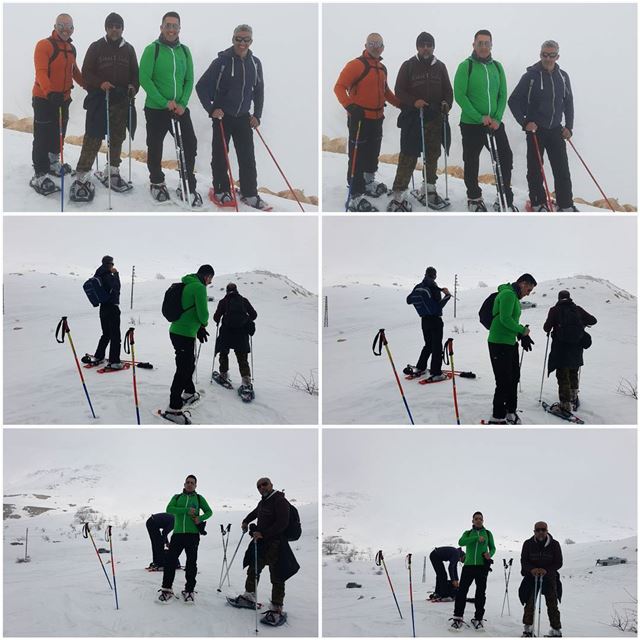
[407,276,451,317]
[430,546,462,581]
[518,534,563,604]
[213,292,257,353]
[94,265,120,305]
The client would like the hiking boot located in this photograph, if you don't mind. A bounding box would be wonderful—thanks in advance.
[105,361,124,371]
[470,619,484,630]
[48,153,73,177]
[487,416,507,425]
[29,173,60,196]
[160,409,192,425]
[522,625,533,637]
[181,392,201,407]
[505,412,522,425]
[347,195,379,212]
[467,198,487,212]
[427,373,448,382]
[181,590,195,603]
[261,610,286,626]
[176,185,203,207]
[570,389,580,410]
[426,185,449,210]
[558,206,579,212]
[387,197,412,212]
[241,194,272,211]
[547,628,562,637]
[559,401,572,413]
[212,191,236,207]
[69,178,95,202]
[363,172,388,197]
[403,365,424,376]
[531,203,550,212]
[150,182,170,202]
[157,588,175,603]
[450,617,464,630]
[147,562,163,571]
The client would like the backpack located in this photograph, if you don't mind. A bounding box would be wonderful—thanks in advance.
[553,303,585,344]
[349,55,388,92]
[222,295,250,329]
[406,282,440,317]
[83,276,111,307]
[284,503,302,541]
[162,283,195,322]
[479,292,499,329]
[47,36,77,76]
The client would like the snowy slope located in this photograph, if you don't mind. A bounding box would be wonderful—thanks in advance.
[322,151,610,213]
[3,465,318,636]
[4,270,318,424]
[3,129,317,213]
[322,276,636,425]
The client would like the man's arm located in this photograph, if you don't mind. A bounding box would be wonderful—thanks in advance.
[453,60,484,124]
[139,43,167,107]
[129,45,140,93]
[507,73,529,127]
[563,72,574,131]
[334,59,362,110]
[393,60,414,107]
[34,39,53,97]
[494,61,508,123]
[194,283,209,328]
[177,45,194,108]
[197,495,214,522]
[242,506,259,526]
[497,292,526,335]
[80,42,101,89]
[252,59,264,121]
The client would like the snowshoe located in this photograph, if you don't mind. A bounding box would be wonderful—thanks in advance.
[146,563,164,572]
[544,630,562,638]
[48,161,74,177]
[418,371,453,385]
[69,178,96,202]
[522,633,533,638]
[387,198,412,212]
[176,185,203,208]
[557,206,579,212]
[261,610,287,627]
[150,182,171,202]
[467,198,487,212]
[482,416,508,425]
[157,409,192,425]
[449,617,466,631]
[97,362,130,373]
[81,354,104,367]
[209,188,236,208]
[412,187,450,210]
[493,198,518,212]
[403,364,425,380]
[239,193,273,211]
[181,391,202,407]
[471,618,485,631]
[363,176,388,197]
[542,401,584,424]
[181,590,195,603]
[96,169,133,193]
[227,594,262,609]
[212,371,233,389]
[346,195,379,212]
[505,412,522,425]
[157,588,175,603]
[29,174,60,196]
[527,201,551,212]
[238,384,255,403]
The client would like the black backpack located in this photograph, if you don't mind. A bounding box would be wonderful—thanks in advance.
[46,36,77,76]
[162,283,194,322]
[349,55,388,92]
[553,303,585,344]
[83,276,111,307]
[479,292,499,329]
[223,295,250,329]
[284,503,302,541]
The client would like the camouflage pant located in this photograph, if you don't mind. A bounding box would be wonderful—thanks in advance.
[392,116,441,192]
[76,98,128,173]
[245,539,285,606]
[555,367,579,403]
[523,577,561,630]
[219,350,250,378]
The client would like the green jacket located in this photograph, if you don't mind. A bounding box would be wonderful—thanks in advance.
[454,56,507,125]
[139,39,194,110]
[488,283,526,345]
[459,527,496,566]
[166,491,213,534]
[170,274,210,338]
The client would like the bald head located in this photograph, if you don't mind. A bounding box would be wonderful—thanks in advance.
[365,33,384,58]
[54,14,74,40]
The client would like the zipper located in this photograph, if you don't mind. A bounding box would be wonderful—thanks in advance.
[550,71,556,128]
[236,57,245,115]
[182,493,187,531]
[171,47,177,101]
[484,64,491,118]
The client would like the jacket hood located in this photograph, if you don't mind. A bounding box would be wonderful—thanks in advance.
[529,532,553,547]
[182,273,203,286]
[218,46,254,60]
[526,60,563,74]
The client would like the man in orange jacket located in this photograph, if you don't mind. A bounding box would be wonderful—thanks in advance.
[334,33,401,211]
[30,14,84,196]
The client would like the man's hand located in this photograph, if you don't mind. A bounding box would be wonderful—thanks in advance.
[531,568,547,576]
[478,535,486,543]
[482,115,492,127]
[174,104,185,116]
[100,81,115,91]
[189,507,196,516]
[249,115,260,128]
[525,122,538,133]
[241,521,248,532]
[452,580,459,588]
[167,100,178,112]
[489,118,500,130]
[211,108,224,119]
[192,516,201,524]
[561,127,572,140]
[520,333,535,352]
[441,101,450,114]
[441,287,451,296]
[252,531,263,540]
[482,552,491,560]
[197,326,209,343]
[47,91,65,107]
[414,99,428,109]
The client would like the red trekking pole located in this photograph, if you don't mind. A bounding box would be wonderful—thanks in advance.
[531,132,554,211]
[443,338,461,424]
[105,525,119,609]
[255,127,305,212]
[124,328,141,425]
[375,550,403,619]
[55,317,96,419]
[219,119,239,211]
[345,119,362,211]
[567,139,616,212]
[82,523,113,590]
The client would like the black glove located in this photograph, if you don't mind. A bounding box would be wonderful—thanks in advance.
[519,333,534,352]
[441,101,451,115]
[128,85,137,99]
[346,103,365,121]
[197,326,209,343]
[47,91,65,107]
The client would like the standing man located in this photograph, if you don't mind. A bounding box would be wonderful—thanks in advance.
[30,13,84,196]
[428,546,464,601]
[519,521,563,638]
[508,40,577,211]
[212,283,258,397]
[388,32,453,212]
[162,264,214,425]
[139,11,201,206]
[454,30,517,211]
[543,290,597,414]
[487,274,537,424]
[229,477,300,627]
[404,266,451,382]
[146,512,181,571]
[69,13,139,202]
[82,255,123,370]
[451,511,496,631]
[334,33,401,212]
[196,25,269,211]
[158,475,213,603]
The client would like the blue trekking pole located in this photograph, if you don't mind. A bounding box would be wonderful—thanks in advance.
[406,553,416,637]
[375,551,403,619]
[106,525,119,609]
[82,523,113,590]
[345,119,362,211]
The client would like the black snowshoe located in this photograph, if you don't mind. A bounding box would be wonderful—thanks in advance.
[411,188,450,210]
[181,590,195,603]
[176,185,203,207]
[227,595,262,609]
[364,180,388,197]
[261,610,287,627]
[150,183,171,202]
[387,198,412,212]
[212,371,233,389]
[96,170,133,193]
[238,384,255,403]
[542,401,584,424]
[157,409,192,425]
[347,196,379,212]
[69,179,96,203]
[29,174,60,196]
[157,588,175,603]
[468,198,487,212]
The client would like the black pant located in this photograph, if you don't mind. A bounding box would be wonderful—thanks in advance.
[144,107,197,190]
[32,97,70,175]
[489,342,520,419]
[454,565,489,619]
[430,551,455,598]
[146,517,174,566]
[347,116,383,197]
[94,304,121,363]
[169,333,196,410]
[416,316,444,374]
[460,122,513,205]
[162,533,199,592]
[211,113,257,197]
[526,128,573,209]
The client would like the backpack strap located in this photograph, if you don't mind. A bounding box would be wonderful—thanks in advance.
[349,56,371,92]
[47,36,77,77]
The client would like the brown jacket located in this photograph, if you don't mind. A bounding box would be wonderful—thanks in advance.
[543,301,597,334]
[242,490,290,541]
[81,36,139,93]
[334,50,401,120]
[33,31,84,99]
[394,55,453,110]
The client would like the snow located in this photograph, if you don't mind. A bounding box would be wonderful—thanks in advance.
[4,269,318,424]
[323,275,636,425]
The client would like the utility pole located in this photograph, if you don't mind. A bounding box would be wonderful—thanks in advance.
[130,265,135,310]
[323,296,328,327]
[454,274,458,318]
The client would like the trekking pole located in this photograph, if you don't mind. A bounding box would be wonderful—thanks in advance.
[219,118,239,211]
[419,107,428,204]
[127,96,133,186]
[250,335,254,383]
[531,132,553,211]
[345,119,362,211]
[59,107,65,212]
[500,558,513,616]
[105,88,112,211]
[372,329,415,425]
[211,323,220,381]
[171,117,192,208]
[535,574,543,638]
[82,523,113,590]
[217,530,246,591]
[486,131,507,211]
[519,349,524,393]
[105,525,119,609]
[255,127,305,212]
[567,139,615,212]
[443,113,449,201]
[443,338,461,424]
[375,550,403,619]
[55,317,97,419]
[539,333,550,403]
[406,553,416,637]
[224,524,231,586]
[217,524,232,590]
[253,538,259,635]
[194,342,202,384]
[124,328,141,425]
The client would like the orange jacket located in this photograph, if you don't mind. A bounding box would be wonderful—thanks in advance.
[334,50,401,120]
[32,31,84,100]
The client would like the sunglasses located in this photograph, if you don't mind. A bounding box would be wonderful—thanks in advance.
[541,52,558,59]
[163,23,180,31]
[56,23,74,31]
[367,41,384,48]
[106,23,123,29]
[234,36,252,43]
[534,528,547,532]
[257,482,270,488]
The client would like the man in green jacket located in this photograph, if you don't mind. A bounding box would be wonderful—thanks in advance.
[487,274,537,424]
[454,30,516,212]
[139,11,201,206]
[158,474,213,603]
[451,511,496,631]
[163,264,214,425]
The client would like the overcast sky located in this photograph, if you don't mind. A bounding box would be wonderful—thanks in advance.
[323,216,637,294]
[4,216,319,292]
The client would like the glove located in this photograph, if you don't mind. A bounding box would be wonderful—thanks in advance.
[47,91,65,107]
[519,333,534,352]
[197,326,209,343]
[346,103,365,121]
[128,85,137,99]
[441,101,450,115]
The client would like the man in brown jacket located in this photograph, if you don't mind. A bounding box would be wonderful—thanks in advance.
[70,13,139,202]
[388,32,453,212]
[334,33,401,212]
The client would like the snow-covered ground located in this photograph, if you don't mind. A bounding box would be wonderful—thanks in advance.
[4,269,318,424]
[323,275,636,425]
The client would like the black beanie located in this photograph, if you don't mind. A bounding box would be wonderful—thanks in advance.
[516,273,537,286]
[197,264,215,278]
[226,282,238,293]
[105,12,124,29]
[425,266,437,278]
[416,32,435,48]
[102,255,114,265]
[558,290,571,300]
